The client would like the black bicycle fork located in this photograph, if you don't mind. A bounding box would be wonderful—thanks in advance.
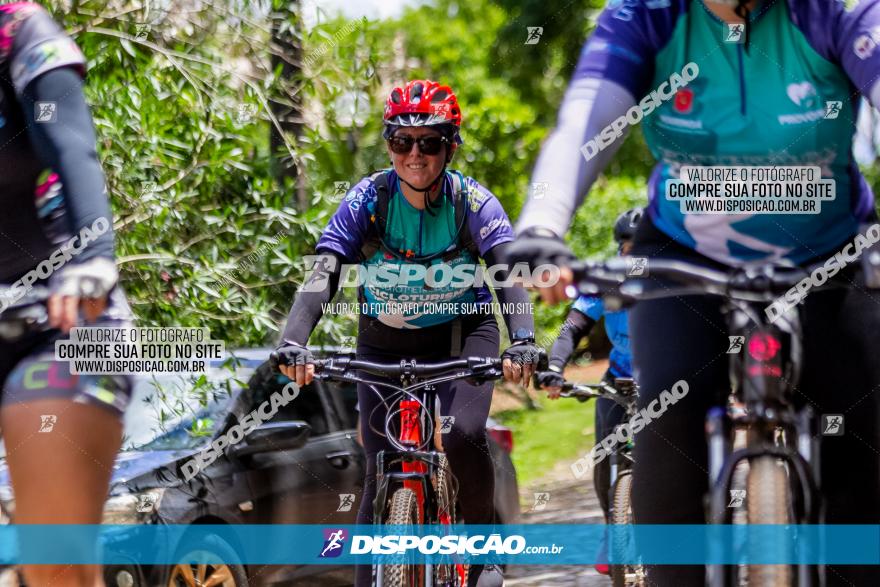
[705,404,823,587]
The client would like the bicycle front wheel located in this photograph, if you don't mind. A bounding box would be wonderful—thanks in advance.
[433,454,467,586]
[610,470,645,587]
[382,488,421,587]
[746,456,792,587]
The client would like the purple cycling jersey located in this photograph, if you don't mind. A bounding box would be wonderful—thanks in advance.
[316,170,515,328]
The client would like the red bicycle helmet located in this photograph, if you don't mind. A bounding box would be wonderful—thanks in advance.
[383,80,463,143]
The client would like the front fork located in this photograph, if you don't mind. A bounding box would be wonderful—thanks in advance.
[705,405,822,587]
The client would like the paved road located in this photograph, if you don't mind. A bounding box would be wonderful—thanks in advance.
[506,471,611,587]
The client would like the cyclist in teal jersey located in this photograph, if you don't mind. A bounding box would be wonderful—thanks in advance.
[507,1,880,585]
[274,80,538,587]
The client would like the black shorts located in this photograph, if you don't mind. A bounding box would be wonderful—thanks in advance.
[0,288,134,418]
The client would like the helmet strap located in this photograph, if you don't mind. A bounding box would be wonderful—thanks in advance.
[397,165,447,217]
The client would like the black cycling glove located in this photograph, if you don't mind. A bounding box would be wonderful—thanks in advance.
[270,341,314,370]
[535,366,565,389]
[501,340,541,367]
[503,227,576,269]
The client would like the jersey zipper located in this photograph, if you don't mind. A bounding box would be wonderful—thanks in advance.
[737,43,747,116]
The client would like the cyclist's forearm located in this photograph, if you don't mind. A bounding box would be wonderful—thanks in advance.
[496,283,532,341]
[549,309,594,370]
[280,252,345,345]
[21,68,115,262]
[485,243,534,340]
[516,78,635,237]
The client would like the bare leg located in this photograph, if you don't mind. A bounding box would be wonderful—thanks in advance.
[2,399,122,587]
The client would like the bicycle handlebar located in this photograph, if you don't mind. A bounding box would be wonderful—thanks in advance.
[314,356,504,380]
[570,257,843,303]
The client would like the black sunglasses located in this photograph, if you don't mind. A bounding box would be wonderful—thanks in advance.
[387,134,449,156]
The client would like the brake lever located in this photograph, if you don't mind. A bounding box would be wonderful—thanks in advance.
[464,365,504,385]
[559,390,594,403]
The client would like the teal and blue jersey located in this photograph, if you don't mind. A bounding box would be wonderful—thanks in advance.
[576,0,880,265]
[573,295,631,378]
[316,170,515,329]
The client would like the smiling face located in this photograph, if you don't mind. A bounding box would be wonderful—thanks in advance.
[387,127,456,190]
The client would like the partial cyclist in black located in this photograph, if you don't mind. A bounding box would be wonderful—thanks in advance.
[536,210,639,517]
[536,210,639,577]
[0,4,133,586]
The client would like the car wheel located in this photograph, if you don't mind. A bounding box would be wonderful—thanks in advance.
[168,534,248,587]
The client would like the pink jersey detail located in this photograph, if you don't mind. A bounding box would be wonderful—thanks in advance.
[35,172,60,197]
[0,2,39,60]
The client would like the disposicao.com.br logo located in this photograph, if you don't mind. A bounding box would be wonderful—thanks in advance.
[318,529,563,557]
[319,528,348,558]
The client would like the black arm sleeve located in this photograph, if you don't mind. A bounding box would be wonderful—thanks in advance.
[20,68,114,262]
[548,308,596,370]
[483,242,534,343]
[279,252,345,345]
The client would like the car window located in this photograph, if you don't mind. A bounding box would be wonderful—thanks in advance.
[244,362,330,436]
[121,369,248,451]
[325,381,358,430]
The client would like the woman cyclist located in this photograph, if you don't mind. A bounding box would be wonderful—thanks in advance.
[534,208,639,576]
[508,1,880,585]
[274,79,538,587]
[0,3,133,586]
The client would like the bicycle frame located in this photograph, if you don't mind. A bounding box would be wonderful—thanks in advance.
[559,376,644,586]
[559,378,639,496]
[313,356,503,587]
[373,386,448,587]
[705,301,821,587]
[568,257,851,587]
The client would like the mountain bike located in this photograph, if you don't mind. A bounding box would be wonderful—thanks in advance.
[569,256,862,587]
[314,355,505,587]
[555,375,645,587]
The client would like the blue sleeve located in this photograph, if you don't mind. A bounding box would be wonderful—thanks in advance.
[464,177,514,257]
[5,3,86,95]
[572,295,604,321]
[571,0,683,101]
[315,177,376,261]
[790,0,880,96]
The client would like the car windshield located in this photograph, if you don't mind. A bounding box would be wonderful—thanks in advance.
[121,363,254,451]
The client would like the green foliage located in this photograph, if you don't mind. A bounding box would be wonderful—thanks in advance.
[44,1,314,346]
[495,393,596,487]
[43,0,645,353]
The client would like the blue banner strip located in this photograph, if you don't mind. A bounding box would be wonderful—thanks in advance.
[0,524,878,565]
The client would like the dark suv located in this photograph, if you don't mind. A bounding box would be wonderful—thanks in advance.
[0,348,520,587]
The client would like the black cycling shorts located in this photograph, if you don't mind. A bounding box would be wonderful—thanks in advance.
[0,288,134,418]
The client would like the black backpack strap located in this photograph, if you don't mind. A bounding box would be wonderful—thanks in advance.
[449,170,478,258]
[361,169,478,262]
[359,169,391,261]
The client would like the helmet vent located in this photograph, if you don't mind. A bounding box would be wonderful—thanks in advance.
[431,90,448,102]
[390,89,402,104]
